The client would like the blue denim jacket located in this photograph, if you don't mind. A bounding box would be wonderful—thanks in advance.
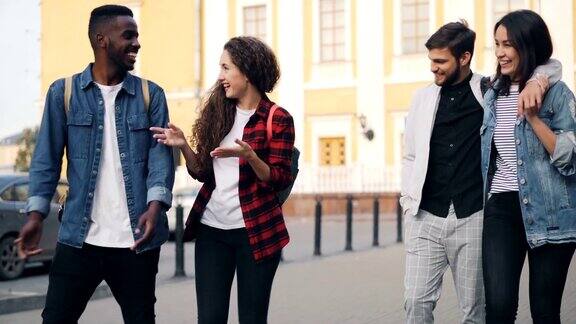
[26,64,175,252]
[481,80,576,248]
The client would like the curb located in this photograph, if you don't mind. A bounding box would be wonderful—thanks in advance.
[0,285,112,315]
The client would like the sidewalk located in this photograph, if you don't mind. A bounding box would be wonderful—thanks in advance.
[0,214,399,315]
[2,243,575,323]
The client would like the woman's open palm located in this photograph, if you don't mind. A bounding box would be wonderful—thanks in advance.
[150,123,187,148]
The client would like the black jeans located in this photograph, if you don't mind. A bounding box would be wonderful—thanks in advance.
[483,192,575,324]
[42,243,160,324]
[195,224,281,324]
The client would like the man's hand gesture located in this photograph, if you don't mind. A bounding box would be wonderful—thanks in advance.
[15,212,44,259]
[131,201,162,251]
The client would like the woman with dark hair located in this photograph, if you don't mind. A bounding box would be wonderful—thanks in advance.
[481,10,576,324]
[151,36,294,323]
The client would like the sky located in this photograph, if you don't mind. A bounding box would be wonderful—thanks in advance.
[0,0,42,140]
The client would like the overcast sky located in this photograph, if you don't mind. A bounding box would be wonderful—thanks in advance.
[0,0,41,140]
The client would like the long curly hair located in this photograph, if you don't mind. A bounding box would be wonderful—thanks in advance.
[190,36,280,178]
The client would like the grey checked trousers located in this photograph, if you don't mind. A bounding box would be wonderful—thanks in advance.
[404,205,485,324]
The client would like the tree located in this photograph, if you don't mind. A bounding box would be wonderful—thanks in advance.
[14,127,38,172]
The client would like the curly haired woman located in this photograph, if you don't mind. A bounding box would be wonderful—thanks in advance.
[151,36,294,324]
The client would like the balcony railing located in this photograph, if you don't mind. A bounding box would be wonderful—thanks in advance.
[174,164,402,194]
[292,164,401,194]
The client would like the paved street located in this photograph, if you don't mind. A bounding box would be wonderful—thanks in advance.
[2,243,575,323]
[0,214,398,305]
[2,213,575,323]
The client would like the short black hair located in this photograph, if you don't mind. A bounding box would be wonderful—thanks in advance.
[88,5,133,46]
[493,10,553,94]
[425,20,476,60]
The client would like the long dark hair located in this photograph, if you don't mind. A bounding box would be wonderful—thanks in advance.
[190,36,280,178]
[492,10,553,95]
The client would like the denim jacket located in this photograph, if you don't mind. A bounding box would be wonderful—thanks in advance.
[481,80,576,248]
[26,64,175,253]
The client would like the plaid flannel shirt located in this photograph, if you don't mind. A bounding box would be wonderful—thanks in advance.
[186,98,294,261]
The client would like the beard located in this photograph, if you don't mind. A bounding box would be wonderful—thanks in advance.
[108,42,134,72]
[442,63,461,87]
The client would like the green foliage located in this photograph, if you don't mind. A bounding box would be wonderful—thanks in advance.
[14,127,38,172]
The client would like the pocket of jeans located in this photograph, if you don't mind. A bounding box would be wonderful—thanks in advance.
[127,113,150,162]
[66,112,93,159]
[484,194,502,217]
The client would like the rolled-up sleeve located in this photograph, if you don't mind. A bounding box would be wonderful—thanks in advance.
[533,58,562,86]
[186,160,209,183]
[551,131,576,176]
[147,185,173,208]
[26,196,52,217]
[549,86,576,176]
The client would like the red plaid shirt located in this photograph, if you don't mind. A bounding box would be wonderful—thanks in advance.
[185,99,294,261]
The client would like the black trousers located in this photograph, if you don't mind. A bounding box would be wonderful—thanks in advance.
[195,224,281,324]
[483,192,575,324]
[42,243,160,324]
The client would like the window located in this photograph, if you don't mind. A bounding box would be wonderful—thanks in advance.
[401,0,429,54]
[320,137,345,166]
[243,5,267,41]
[319,0,346,62]
[493,0,525,22]
[0,186,14,201]
[0,183,66,203]
[13,184,28,202]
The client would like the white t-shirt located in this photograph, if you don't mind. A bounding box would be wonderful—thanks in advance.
[201,107,256,229]
[85,82,135,248]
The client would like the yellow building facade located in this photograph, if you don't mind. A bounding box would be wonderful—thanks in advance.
[41,0,201,142]
[41,0,202,185]
[40,0,576,193]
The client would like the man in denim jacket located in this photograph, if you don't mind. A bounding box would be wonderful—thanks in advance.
[16,5,174,323]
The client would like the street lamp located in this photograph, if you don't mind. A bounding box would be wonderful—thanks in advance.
[357,114,374,141]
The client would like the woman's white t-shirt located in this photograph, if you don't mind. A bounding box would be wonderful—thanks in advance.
[201,107,256,229]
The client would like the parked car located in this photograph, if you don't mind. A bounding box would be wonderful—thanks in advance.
[0,174,67,280]
[167,186,199,239]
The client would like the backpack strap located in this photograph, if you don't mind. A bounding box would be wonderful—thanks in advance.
[480,76,490,96]
[141,78,150,113]
[266,104,279,143]
[63,76,73,117]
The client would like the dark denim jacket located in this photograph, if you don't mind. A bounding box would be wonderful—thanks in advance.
[481,81,576,248]
[26,64,175,252]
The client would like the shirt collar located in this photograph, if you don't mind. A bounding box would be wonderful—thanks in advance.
[79,63,137,95]
[442,70,473,92]
[254,97,274,120]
